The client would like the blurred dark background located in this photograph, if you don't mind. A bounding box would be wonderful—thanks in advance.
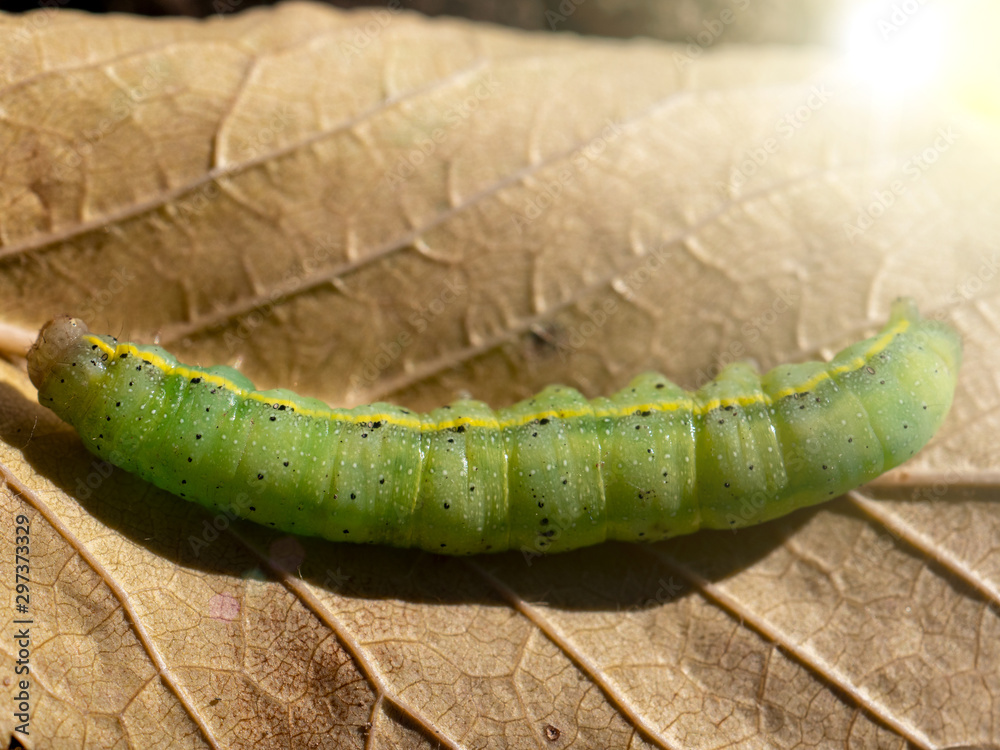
[0,0,838,45]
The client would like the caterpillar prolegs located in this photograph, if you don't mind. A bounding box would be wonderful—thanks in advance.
[27,299,960,555]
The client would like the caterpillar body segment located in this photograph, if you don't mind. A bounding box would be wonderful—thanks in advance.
[27,299,961,555]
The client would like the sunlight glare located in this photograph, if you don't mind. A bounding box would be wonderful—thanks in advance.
[842,1,948,98]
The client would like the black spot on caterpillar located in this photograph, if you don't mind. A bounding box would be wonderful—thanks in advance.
[26,298,960,555]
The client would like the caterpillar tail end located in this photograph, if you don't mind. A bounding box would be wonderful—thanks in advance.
[877,297,962,472]
[888,296,920,320]
[889,296,963,383]
[27,316,89,391]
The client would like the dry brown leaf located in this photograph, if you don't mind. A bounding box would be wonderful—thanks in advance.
[1,3,999,748]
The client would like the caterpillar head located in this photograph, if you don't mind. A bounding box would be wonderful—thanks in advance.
[27,316,89,390]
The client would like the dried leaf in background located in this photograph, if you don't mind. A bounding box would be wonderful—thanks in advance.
[0,3,999,748]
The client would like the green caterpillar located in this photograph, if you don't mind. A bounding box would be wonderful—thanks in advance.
[27,299,960,555]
